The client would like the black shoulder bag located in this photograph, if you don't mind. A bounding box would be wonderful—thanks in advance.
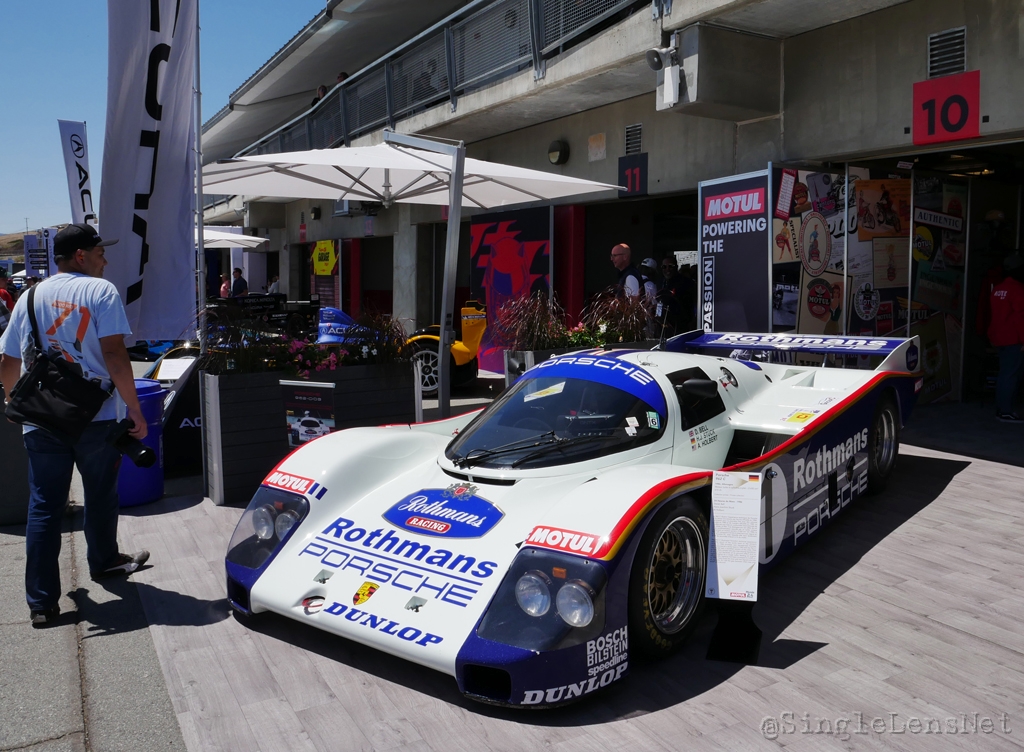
[4,285,113,442]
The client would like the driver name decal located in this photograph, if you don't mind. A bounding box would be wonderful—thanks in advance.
[382,487,504,538]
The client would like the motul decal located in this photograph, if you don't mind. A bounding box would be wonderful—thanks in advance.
[526,526,607,557]
[263,471,316,495]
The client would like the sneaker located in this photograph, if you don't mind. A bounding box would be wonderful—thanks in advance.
[91,550,150,580]
[30,606,60,627]
[997,412,1024,423]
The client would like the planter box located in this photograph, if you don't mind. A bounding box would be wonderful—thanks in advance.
[203,362,415,506]
[0,419,30,526]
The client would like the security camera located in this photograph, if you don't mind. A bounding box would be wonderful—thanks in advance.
[646,47,676,71]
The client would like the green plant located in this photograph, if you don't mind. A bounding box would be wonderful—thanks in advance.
[492,292,570,351]
[581,288,651,345]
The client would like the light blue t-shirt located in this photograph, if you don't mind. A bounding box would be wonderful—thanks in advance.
[0,273,132,427]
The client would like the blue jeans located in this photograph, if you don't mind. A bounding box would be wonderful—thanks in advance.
[996,345,1024,415]
[24,421,122,611]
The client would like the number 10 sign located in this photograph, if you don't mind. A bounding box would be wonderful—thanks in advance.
[912,70,980,146]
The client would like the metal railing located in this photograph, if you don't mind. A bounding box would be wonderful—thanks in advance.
[234,0,643,158]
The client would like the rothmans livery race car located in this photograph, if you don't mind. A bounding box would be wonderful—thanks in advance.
[225,332,921,707]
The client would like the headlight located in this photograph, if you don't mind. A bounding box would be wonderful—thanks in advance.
[515,571,551,616]
[275,510,299,539]
[227,488,310,571]
[252,505,275,540]
[556,580,595,627]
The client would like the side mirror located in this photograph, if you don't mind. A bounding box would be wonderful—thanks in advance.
[679,378,718,400]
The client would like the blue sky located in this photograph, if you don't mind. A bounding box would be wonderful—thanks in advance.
[0,0,324,234]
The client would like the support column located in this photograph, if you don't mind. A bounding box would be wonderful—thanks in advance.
[554,205,586,325]
[393,204,417,334]
[341,239,361,317]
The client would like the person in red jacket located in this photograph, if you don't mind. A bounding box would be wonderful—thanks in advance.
[988,253,1024,422]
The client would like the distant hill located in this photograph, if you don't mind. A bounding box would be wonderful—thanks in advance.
[0,232,25,255]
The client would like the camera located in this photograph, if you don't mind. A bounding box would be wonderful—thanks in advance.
[110,419,156,468]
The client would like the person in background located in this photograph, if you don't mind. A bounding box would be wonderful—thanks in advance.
[337,71,348,84]
[0,268,14,311]
[219,274,231,298]
[231,268,248,297]
[0,223,149,627]
[311,84,328,108]
[268,275,280,294]
[989,252,1024,422]
[639,258,659,307]
[610,243,642,299]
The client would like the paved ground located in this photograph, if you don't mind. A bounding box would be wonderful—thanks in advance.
[3,394,1024,751]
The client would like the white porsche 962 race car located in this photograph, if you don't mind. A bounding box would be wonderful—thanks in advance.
[225,332,921,708]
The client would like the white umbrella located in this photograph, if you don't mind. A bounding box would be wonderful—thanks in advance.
[201,132,622,415]
[202,143,619,208]
[200,228,269,249]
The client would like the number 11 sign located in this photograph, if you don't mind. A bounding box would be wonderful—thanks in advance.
[912,70,980,146]
[617,153,648,197]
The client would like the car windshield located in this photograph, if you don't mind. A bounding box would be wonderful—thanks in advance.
[300,419,320,427]
[446,375,665,470]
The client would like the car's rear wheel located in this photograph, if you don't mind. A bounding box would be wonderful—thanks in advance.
[867,395,899,493]
[628,496,708,657]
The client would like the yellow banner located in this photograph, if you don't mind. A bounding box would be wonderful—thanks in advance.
[312,240,337,276]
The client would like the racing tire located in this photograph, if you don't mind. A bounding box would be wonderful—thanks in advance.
[867,396,900,494]
[628,496,709,658]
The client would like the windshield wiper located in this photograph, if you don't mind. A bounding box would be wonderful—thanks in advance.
[452,431,555,468]
[510,435,611,468]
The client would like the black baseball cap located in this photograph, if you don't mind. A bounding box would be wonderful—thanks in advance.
[53,224,118,259]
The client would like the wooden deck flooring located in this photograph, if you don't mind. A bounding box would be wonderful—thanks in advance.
[118,445,1024,751]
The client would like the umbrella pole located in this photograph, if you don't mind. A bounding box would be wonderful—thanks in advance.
[382,130,465,419]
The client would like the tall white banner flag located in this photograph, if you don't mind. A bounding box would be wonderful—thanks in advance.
[57,120,97,226]
[100,0,197,342]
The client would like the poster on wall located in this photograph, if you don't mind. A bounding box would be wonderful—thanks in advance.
[872,237,910,289]
[698,171,771,332]
[469,207,551,372]
[281,380,337,447]
[857,180,911,241]
[941,183,968,266]
[796,269,850,335]
[910,313,952,404]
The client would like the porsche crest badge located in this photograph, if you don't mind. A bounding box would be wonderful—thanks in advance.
[353,581,379,606]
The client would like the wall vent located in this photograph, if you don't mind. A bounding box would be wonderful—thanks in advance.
[625,123,643,155]
[928,27,966,78]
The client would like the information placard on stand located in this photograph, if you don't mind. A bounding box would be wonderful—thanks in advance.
[706,470,761,601]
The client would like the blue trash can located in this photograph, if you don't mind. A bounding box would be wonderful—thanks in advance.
[118,378,166,507]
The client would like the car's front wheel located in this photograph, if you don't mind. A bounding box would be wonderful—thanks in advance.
[628,496,709,657]
[867,395,900,493]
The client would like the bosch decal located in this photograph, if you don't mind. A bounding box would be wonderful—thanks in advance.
[322,602,442,647]
[526,526,604,557]
[382,485,504,538]
[587,627,628,677]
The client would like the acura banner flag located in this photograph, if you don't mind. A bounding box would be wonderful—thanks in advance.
[57,120,97,226]
[698,170,771,333]
[100,0,197,341]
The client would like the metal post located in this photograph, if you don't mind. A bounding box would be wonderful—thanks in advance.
[194,0,206,353]
[843,162,849,337]
[383,129,466,418]
[528,0,547,80]
[339,86,349,147]
[906,169,914,337]
[385,61,395,129]
[959,178,973,401]
[444,25,459,113]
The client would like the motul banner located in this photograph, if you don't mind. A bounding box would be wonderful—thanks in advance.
[100,0,197,341]
[698,170,771,332]
[57,120,97,226]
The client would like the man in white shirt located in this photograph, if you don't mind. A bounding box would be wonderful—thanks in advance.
[0,224,150,627]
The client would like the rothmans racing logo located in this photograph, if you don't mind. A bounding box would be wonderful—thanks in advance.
[382,484,503,538]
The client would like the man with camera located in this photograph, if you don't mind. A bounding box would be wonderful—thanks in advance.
[0,224,150,627]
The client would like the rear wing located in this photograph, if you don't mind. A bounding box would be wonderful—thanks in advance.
[665,331,922,373]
